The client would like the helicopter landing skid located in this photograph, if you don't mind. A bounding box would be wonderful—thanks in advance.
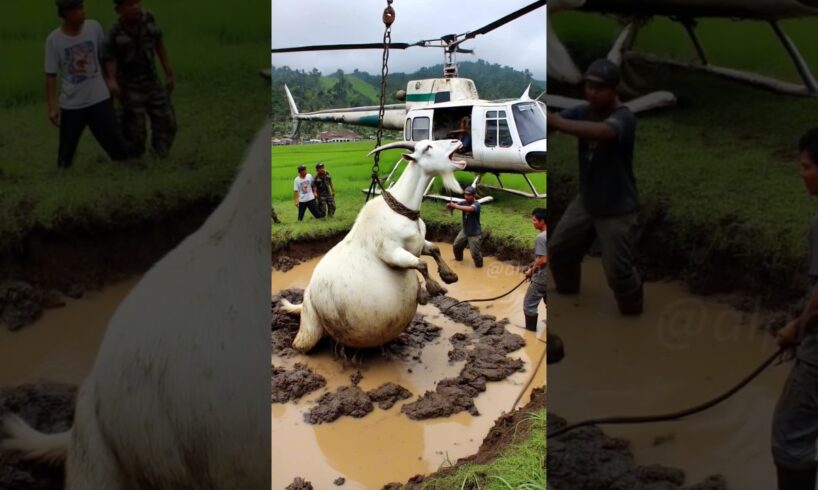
[474,173,546,200]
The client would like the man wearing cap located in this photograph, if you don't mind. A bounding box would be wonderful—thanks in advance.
[293,164,321,221]
[447,186,483,268]
[314,162,336,218]
[546,58,643,315]
[104,0,176,158]
[46,0,129,169]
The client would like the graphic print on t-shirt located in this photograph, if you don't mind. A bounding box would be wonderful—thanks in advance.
[65,40,98,84]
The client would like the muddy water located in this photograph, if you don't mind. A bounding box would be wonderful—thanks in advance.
[271,243,546,489]
[548,258,789,489]
[0,279,138,386]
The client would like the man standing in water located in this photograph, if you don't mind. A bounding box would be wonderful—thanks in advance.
[772,128,818,490]
[448,186,483,268]
[546,58,643,315]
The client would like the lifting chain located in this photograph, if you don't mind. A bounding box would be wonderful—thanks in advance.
[366,0,394,202]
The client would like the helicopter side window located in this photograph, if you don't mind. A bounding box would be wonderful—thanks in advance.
[412,117,430,141]
[484,110,513,148]
[512,102,546,146]
[404,119,411,141]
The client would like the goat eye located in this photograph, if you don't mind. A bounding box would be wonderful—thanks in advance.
[425,145,432,153]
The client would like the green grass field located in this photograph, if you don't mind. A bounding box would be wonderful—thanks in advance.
[271,140,547,251]
[0,0,269,250]
[550,14,818,302]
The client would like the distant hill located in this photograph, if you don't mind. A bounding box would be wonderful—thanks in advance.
[269,60,546,137]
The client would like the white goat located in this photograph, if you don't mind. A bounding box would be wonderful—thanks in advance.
[282,139,464,351]
[1,128,271,489]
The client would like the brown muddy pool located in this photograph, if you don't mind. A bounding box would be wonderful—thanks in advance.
[271,243,546,489]
[548,258,789,489]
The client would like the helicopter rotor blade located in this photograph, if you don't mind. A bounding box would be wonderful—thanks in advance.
[271,42,415,53]
[449,0,546,51]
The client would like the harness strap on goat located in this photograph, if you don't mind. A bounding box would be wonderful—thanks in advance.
[381,188,420,221]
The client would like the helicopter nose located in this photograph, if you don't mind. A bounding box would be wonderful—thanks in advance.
[525,150,546,170]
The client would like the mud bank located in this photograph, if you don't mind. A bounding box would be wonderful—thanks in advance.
[547,412,727,490]
[0,383,76,490]
[0,199,216,331]
[387,387,546,489]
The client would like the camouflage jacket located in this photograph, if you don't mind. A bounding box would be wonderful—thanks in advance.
[104,11,163,90]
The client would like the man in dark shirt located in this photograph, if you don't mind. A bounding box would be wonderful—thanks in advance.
[104,0,176,158]
[547,58,642,315]
[448,186,482,268]
[314,162,336,218]
[772,128,818,490]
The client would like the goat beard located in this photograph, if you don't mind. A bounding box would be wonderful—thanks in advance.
[441,172,464,195]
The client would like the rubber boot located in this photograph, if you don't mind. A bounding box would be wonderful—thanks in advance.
[550,261,581,295]
[616,282,643,316]
[776,462,817,490]
[524,314,538,332]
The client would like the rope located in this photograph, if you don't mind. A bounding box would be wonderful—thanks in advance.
[366,0,394,202]
[548,346,789,438]
[443,276,530,312]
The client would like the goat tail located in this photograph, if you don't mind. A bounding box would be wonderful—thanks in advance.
[1,414,70,465]
[279,298,303,315]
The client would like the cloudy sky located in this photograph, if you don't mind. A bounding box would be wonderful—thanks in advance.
[271,0,546,79]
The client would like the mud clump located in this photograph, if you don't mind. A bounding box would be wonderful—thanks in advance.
[0,383,77,490]
[305,386,374,424]
[273,256,303,273]
[367,383,412,410]
[547,412,728,490]
[0,281,65,331]
[271,363,326,404]
[350,371,363,386]
[333,477,346,486]
[271,288,304,358]
[286,477,313,490]
[400,297,526,421]
[383,316,442,361]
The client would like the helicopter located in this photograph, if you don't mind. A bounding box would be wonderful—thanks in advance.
[271,0,547,201]
[547,0,818,112]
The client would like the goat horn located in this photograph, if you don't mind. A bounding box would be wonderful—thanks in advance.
[367,141,417,157]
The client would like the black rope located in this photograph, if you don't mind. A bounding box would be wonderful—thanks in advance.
[443,276,530,312]
[548,346,789,438]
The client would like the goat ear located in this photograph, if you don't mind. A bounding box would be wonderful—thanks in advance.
[402,153,416,162]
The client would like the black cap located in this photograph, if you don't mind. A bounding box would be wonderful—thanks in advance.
[315,162,325,170]
[297,164,306,171]
[56,0,82,11]
[584,58,620,87]
[464,186,476,195]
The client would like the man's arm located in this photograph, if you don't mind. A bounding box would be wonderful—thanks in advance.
[104,60,120,99]
[156,38,174,94]
[446,203,474,213]
[45,74,59,127]
[525,255,547,278]
[293,190,299,208]
[548,111,617,141]
[779,283,818,346]
[329,180,336,196]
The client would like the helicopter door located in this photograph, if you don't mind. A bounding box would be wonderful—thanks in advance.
[405,109,434,142]
[472,107,521,169]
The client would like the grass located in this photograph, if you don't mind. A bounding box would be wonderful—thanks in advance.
[418,409,546,490]
[271,140,546,251]
[0,0,269,251]
[549,14,818,302]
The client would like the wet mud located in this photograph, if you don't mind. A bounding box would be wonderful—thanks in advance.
[547,412,727,490]
[271,363,326,404]
[0,383,76,490]
[305,385,374,424]
[0,281,65,331]
[367,383,412,410]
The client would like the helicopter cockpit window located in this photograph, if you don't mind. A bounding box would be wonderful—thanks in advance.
[485,110,513,148]
[512,102,546,146]
[412,117,430,141]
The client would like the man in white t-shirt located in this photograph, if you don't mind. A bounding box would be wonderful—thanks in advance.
[293,164,321,221]
[46,0,129,169]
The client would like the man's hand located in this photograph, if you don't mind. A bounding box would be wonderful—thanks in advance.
[547,111,563,131]
[294,201,299,208]
[777,320,801,348]
[107,79,121,100]
[48,107,60,127]
[165,73,175,95]
[446,202,456,210]
[524,268,533,279]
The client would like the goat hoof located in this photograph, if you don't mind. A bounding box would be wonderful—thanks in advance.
[439,269,458,284]
[426,279,447,297]
[417,288,430,305]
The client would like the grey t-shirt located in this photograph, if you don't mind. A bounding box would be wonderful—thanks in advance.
[532,230,547,285]
[45,20,110,110]
[293,174,315,202]
[458,199,481,236]
[798,215,818,366]
[560,104,637,217]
